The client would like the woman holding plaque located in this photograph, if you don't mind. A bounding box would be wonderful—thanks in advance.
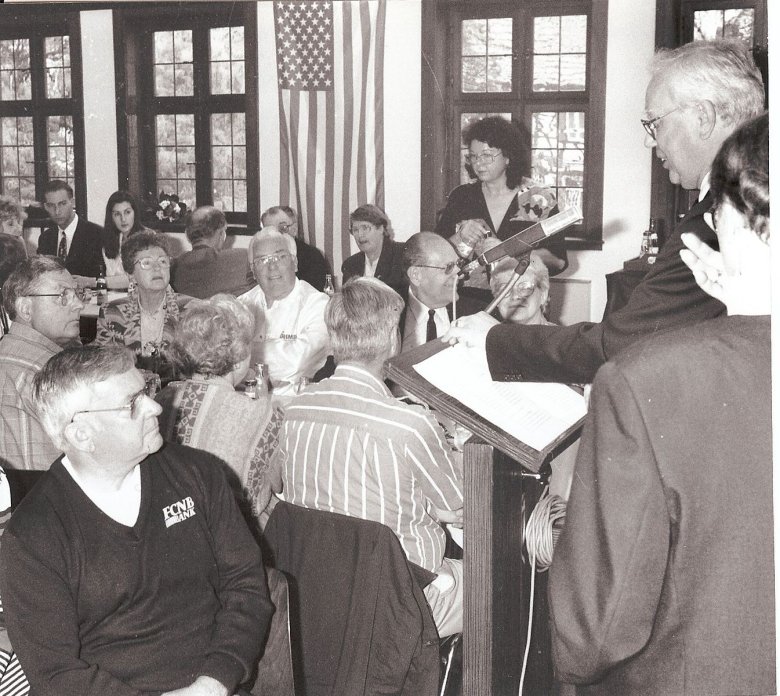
[434,115,567,275]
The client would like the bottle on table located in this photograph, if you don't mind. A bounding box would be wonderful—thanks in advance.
[96,264,108,305]
[323,274,335,296]
[254,362,270,397]
[640,218,660,264]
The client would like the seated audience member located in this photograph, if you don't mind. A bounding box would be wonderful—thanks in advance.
[101,190,151,290]
[0,257,86,470]
[0,345,273,696]
[261,205,331,292]
[0,196,29,253]
[170,206,254,298]
[93,231,191,382]
[37,180,104,282]
[549,113,773,695]
[483,241,552,326]
[341,204,408,298]
[443,40,765,385]
[400,231,484,352]
[239,227,329,395]
[0,234,27,333]
[277,277,464,637]
[156,294,283,526]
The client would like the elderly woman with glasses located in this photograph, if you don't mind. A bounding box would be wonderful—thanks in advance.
[434,115,567,276]
[93,231,191,380]
[155,294,283,527]
[341,204,408,299]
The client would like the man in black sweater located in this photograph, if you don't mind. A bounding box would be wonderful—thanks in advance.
[0,345,273,696]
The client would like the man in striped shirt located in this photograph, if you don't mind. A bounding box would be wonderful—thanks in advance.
[277,277,464,637]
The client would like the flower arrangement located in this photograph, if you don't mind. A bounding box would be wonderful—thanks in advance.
[154,192,187,223]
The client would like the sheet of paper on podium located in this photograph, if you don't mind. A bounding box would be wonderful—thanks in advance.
[385,340,587,470]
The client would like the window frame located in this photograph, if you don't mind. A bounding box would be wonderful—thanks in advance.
[114,3,258,231]
[0,7,86,217]
[422,0,607,249]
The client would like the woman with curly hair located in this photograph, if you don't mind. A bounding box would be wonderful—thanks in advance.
[155,294,283,527]
[434,115,567,275]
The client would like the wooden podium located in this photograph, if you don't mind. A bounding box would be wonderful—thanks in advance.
[385,341,584,696]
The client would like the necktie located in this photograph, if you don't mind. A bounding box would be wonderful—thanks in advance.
[426,309,437,342]
[57,232,67,261]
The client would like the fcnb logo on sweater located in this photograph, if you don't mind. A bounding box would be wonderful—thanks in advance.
[163,496,196,528]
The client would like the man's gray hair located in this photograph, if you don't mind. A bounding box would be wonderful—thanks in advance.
[325,277,404,365]
[185,206,227,245]
[2,255,67,320]
[248,227,297,267]
[650,40,765,127]
[31,345,136,449]
[261,205,297,226]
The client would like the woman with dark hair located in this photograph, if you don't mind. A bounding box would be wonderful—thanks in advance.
[341,203,408,298]
[101,190,151,289]
[434,116,567,275]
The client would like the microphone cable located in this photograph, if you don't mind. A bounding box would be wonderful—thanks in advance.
[518,485,567,695]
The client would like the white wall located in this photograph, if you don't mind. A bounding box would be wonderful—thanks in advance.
[80,10,119,224]
[75,1,657,320]
[560,1,657,319]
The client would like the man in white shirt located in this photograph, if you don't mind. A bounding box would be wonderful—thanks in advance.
[37,180,103,280]
[239,227,329,394]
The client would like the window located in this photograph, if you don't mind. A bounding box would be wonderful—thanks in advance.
[115,5,258,227]
[0,11,84,211]
[422,0,607,247]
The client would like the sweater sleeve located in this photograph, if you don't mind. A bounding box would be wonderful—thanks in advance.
[433,185,471,239]
[0,520,145,696]
[548,362,669,683]
[195,454,274,691]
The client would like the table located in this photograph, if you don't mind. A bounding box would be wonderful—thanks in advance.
[79,292,127,343]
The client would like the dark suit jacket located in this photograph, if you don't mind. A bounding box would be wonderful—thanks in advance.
[399,290,486,347]
[170,244,254,299]
[263,502,439,696]
[38,217,104,279]
[549,315,774,696]
[341,239,408,299]
[295,237,331,292]
[486,193,723,384]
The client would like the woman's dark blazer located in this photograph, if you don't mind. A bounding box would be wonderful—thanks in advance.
[341,239,408,300]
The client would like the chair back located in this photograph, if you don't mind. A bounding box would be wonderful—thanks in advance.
[262,502,439,696]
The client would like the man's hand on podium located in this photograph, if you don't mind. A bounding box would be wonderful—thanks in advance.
[441,311,499,351]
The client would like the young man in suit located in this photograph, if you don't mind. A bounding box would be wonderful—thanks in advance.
[37,180,103,281]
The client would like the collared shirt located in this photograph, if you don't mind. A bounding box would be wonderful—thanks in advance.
[363,254,378,278]
[0,322,63,470]
[238,278,329,395]
[278,364,463,571]
[698,171,711,202]
[402,289,451,352]
[59,212,79,256]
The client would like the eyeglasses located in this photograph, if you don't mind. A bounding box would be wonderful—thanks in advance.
[465,151,501,166]
[413,261,459,275]
[254,252,292,267]
[24,287,92,306]
[640,106,682,139]
[349,222,377,235]
[277,222,295,233]
[70,384,153,423]
[134,256,171,270]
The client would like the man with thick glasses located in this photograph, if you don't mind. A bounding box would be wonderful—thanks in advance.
[399,231,484,353]
[444,40,765,385]
[0,256,86,470]
[261,205,332,292]
[0,345,273,696]
[239,227,329,395]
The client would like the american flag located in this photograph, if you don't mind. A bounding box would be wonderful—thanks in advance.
[274,0,386,284]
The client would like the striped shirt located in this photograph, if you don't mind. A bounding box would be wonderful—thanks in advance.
[0,323,62,470]
[279,365,463,571]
